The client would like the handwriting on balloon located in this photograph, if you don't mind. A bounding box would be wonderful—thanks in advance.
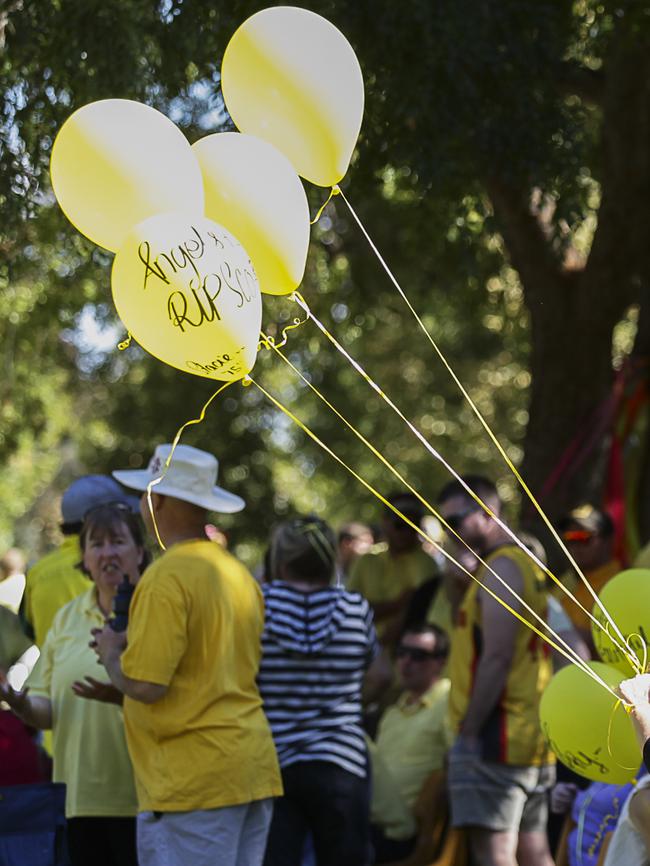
[594,611,648,671]
[542,722,610,776]
[137,224,258,333]
[187,347,246,379]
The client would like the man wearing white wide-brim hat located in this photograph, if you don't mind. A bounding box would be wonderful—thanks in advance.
[94,444,282,866]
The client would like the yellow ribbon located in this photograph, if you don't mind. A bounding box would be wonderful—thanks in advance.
[258,304,309,353]
[269,340,599,680]
[335,188,633,668]
[117,332,132,351]
[291,291,637,671]
[245,374,621,699]
[145,380,234,550]
[310,185,340,225]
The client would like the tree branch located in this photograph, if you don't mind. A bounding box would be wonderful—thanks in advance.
[485,177,563,297]
[557,61,605,105]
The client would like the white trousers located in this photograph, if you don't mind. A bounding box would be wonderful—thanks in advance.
[137,798,274,866]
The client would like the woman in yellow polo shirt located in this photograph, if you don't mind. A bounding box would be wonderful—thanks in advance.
[0,503,146,866]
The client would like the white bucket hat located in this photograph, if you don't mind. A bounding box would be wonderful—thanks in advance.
[112,444,245,514]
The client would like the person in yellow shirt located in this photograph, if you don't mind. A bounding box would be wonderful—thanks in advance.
[1,502,146,866]
[21,474,139,646]
[439,475,555,866]
[95,444,282,866]
[555,504,621,649]
[348,493,437,652]
[370,623,452,863]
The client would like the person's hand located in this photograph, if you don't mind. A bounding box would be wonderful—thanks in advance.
[550,782,578,814]
[71,676,123,705]
[450,733,482,759]
[91,626,127,667]
[618,673,650,712]
[0,669,31,715]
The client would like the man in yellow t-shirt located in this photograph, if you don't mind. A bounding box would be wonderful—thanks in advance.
[439,476,555,866]
[370,623,452,863]
[96,444,282,866]
[348,493,437,652]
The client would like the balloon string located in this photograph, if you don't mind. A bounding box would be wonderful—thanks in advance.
[291,291,636,669]
[117,333,132,350]
[606,700,637,772]
[626,632,648,675]
[269,341,598,679]
[258,309,309,353]
[335,187,632,664]
[244,374,620,698]
[310,185,340,225]
[145,380,234,550]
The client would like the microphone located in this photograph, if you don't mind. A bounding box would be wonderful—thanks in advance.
[110,574,135,632]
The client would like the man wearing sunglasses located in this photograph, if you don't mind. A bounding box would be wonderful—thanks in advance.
[439,476,555,866]
[348,493,437,653]
[555,504,620,649]
[370,623,451,863]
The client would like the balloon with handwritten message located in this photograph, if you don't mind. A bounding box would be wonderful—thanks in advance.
[112,214,262,381]
[591,569,650,675]
[51,99,203,252]
[193,132,310,296]
[539,662,638,784]
[221,6,364,187]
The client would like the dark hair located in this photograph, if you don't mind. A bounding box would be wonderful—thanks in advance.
[337,522,372,544]
[385,491,424,516]
[78,504,149,574]
[61,521,83,536]
[437,475,500,508]
[400,622,450,658]
[272,516,337,584]
[557,505,614,539]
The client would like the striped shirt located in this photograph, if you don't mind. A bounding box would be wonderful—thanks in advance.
[258,582,379,778]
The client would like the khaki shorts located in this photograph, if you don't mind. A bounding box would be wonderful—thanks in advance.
[448,749,555,833]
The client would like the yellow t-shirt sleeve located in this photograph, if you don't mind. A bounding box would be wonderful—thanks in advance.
[122,579,187,687]
[26,621,55,698]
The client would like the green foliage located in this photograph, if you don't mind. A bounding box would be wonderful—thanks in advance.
[1,0,648,564]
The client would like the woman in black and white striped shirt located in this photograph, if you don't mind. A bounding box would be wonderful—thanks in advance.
[259,516,379,866]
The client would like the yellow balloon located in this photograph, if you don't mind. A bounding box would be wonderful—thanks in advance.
[51,99,204,252]
[193,133,310,296]
[221,6,364,187]
[539,662,639,784]
[111,213,261,381]
[592,569,650,675]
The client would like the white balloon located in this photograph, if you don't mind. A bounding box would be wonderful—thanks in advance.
[112,213,261,381]
[51,99,204,251]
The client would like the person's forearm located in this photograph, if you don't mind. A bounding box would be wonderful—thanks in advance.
[14,696,53,730]
[102,652,130,695]
[460,653,510,738]
[102,652,167,704]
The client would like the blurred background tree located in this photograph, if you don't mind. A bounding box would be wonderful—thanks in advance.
[2,0,649,569]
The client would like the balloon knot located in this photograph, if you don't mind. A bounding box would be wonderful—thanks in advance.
[117,333,132,351]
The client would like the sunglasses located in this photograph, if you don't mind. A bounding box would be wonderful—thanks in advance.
[444,504,481,532]
[562,529,594,543]
[395,645,446,662]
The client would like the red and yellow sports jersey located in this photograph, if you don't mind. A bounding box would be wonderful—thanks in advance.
[449,544,554,766]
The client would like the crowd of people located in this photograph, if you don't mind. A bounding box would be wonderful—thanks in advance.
[1,445,650,866]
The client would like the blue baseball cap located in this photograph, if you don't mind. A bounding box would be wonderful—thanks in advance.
[61,474,141,525]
